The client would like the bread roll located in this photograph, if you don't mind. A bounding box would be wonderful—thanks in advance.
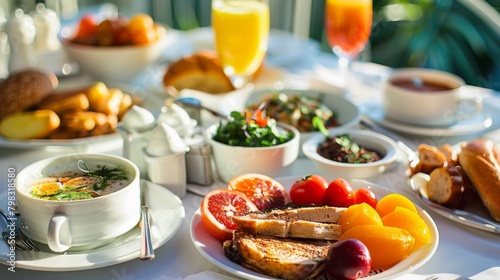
[426,164,474,210]
[0,69,58,118]
[458,139,500,222]
[163,51,235,94]
[0,110,60,139]
[36,93,90,114]
[410,143,447,175]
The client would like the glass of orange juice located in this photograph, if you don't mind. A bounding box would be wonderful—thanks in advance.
[325,0,372,84]
[212,0,270,89]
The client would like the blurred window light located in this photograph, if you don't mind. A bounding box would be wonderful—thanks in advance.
[383,3,422,21]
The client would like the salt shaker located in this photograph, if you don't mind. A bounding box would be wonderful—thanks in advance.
[144,122,189,198]
[31,3,61,52]
[117,105,157,179]
[0,33,8,79]
[6,8,37,72]
[0,7,8,78]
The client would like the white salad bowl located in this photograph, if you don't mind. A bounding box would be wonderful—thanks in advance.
[245,88,361,156]
[302,129,399,179]
[15,154,140,253]
[206,122,300,183]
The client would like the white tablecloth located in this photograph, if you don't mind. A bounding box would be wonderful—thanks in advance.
[1,28,499,279]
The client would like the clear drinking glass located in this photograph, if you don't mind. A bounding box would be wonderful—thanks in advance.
[212,0,270,89]
[324,0,373,86]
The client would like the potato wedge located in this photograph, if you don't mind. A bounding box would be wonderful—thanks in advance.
[0,110,60,139]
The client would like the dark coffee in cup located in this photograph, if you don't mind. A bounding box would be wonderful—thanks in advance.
[383,68,482,126]
[390,78,456,92]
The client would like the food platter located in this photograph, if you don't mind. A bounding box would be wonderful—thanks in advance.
[0,180,185,271]
[0,83,164,149]
[410,173,500,234]
[190,177,439,280]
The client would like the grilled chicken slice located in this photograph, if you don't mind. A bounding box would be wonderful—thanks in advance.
[233,205,345,240]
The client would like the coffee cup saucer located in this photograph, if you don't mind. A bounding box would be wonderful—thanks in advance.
[364,104,492,136]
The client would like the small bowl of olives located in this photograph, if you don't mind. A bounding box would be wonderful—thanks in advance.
[302,129,399,179]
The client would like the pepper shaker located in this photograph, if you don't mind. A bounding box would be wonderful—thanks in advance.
[184,136,215,186]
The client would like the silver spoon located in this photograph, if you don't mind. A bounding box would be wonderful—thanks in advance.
[174,98,228,119]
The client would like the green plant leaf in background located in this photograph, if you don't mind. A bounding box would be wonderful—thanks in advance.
[371,0,500,90]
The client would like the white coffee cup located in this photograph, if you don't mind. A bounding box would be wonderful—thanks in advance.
[15,154,141,252]
[382,68,483,127]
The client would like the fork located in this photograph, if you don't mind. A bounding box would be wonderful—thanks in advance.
[1,209,40,252]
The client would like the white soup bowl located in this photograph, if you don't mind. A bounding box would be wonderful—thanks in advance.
[15,154,140,252]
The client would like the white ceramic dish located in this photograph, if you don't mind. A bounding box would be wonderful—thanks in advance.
[302,129,399,179]
[245,89,361,156]
[245,89,360,133]
[0,83,165,149]
[16,154,141,253]
[190,177,439,280]
[410,173,500,234]
[0,180,185,271]
[61,25,170,83]
[0,133,120,149]
[205,122,300,183]
[365,104,492,137]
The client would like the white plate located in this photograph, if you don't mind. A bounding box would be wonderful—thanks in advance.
[190,177,439,280]
[410,173,500,234]
[365,104,493,137]
[0,83,165,149]
[0,133,121,149]
[0,180,185,271]
[245,89,361,157]
[245,89,360,132]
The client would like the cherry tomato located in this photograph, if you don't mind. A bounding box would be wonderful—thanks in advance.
[323,178,356,207]
[73,14,98,44]
[290,174,328,205]
[355,188,378,208]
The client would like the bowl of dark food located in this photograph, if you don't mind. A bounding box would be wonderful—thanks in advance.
[245,89,360,155]
[15,154,140,252]
[206,110,300,183]
[302,130,398,178]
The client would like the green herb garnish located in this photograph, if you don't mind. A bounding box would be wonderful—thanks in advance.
[213,110,294,147]
[77,160,128,191]
[313,115,329,136]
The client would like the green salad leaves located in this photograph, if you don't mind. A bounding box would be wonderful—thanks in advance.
[212,111,294,147]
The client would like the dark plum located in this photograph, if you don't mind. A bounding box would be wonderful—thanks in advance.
[325,239,372,280]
